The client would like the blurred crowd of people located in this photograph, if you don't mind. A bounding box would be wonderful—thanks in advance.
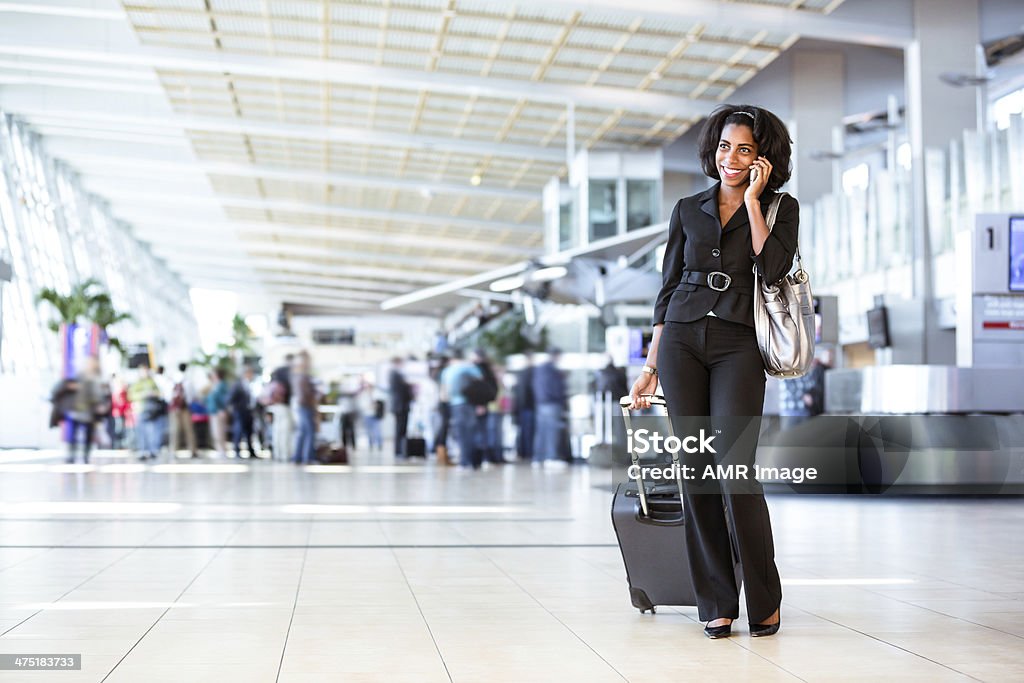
[51,347,645,470]
[382,348,577,470]
[50,350,336,465]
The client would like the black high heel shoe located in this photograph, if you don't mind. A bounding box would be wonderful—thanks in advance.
[703,620,732,639]
[749,620,781,637]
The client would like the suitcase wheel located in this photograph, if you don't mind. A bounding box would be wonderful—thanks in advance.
[639,606,656,614]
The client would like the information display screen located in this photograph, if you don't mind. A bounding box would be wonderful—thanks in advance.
[812,297,823,344]
[627,328,653,365]
[867,306,891,349]
[1010,216,1024,292]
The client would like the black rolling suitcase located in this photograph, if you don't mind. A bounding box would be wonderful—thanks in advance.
[611,395,740,613]
[316,442,348,465]
[405,437,426,457]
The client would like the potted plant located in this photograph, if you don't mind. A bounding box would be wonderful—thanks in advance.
[35,278,134,358]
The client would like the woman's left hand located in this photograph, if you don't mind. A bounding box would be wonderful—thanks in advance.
[745,156,772,202]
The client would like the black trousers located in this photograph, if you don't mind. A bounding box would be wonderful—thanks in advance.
[232,411,255,457]
[339,412,357,449]
[657,317,782,624]
[66,419,95,463]
[393,410,409,457]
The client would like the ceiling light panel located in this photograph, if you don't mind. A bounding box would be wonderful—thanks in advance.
[125,1,202,14]
[702,26,787,45]
[217,36,278,54]
[145,32,218,49]
[265,1,320,20]
[270,19,321,42]
[127,9,210,32]
[330,4,384,24]
[211,15,267,36]
[443,37,500,58]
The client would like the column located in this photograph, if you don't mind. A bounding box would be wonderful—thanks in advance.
[791,51,845,206]
[905,0,979,364]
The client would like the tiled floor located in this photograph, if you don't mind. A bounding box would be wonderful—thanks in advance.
[0,448,1022,682]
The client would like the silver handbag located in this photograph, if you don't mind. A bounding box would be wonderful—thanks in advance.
[753,193,815,378]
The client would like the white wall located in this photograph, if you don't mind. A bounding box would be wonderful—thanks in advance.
[980,0,1024,42]
[0,374,61,449]
[286,314,439,382]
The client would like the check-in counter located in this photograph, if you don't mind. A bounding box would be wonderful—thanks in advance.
[756,365,1024,492]
[825,365,1024,414]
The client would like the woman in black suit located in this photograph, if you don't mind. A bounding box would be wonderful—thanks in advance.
[630,105,798,639]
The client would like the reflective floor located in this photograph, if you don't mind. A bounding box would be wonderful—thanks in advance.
[0,448,1022,682]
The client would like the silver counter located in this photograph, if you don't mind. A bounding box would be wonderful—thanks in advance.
[825,365,1024,414]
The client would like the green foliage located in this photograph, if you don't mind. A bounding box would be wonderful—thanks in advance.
[188,316,257,379]
[229,313,256,353]
[190,348,235,378]
[35,278,134,353]
[474,310,548,361]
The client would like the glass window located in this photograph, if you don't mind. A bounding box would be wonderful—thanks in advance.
[626,179,656,231]
[0,111,200,376]
[842,163,870,194]
[993,88,1024,131]
[588,179,618,241]
[559,200,574,251]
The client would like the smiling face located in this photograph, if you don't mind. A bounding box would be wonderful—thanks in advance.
[715,123,759,189]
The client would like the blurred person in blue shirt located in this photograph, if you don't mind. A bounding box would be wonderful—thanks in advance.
[440,349,484,469]
[205,368,230,458]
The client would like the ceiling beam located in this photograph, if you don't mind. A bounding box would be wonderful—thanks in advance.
[0,41,719,120]
[171,270,416,303]
[129,221,541,257]
[147,239,508,275]
[100,191,539,235]
[179,271,411,295]
[381,218,671,310]
[518,0,913,49]
[9,106,566,163]
[26,124,192,148]
[0,2,126,21]
[380,261,531,311]
[263,285,390,302]
[0,75,164,95]
[0,57,155,82]
[188,279,392,306]
[163,253,455,285]
[54,154,539,201]
[271,295,377,311]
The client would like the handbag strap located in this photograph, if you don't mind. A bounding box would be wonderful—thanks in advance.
[764,192,803,274]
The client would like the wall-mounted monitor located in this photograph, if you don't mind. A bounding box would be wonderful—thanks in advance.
[810,295,838,345]
[1010,215,1024,292]
[867,306,891,349]
[125,344,152,369]
[812,298,823,344]
[627,328,653,366]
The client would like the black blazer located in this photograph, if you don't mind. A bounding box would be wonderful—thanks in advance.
[389,369,412,414]
[653,183,800,328]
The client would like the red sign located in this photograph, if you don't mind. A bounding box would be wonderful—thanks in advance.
[981,321,1024,329]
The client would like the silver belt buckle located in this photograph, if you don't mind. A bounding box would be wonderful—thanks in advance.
[707,271,732,291]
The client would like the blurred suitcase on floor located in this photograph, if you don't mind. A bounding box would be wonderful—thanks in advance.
[316,442,348,464]
[611,395,739,613]
[405,437,426,457]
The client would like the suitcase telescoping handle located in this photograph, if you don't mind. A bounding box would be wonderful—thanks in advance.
[618,395,686,519]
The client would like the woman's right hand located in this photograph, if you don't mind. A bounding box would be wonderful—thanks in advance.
[628,372,659,410]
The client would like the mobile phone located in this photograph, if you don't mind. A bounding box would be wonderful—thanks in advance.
[750,166,758,182]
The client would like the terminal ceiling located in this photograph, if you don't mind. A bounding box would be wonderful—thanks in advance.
[0,0,912,318]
